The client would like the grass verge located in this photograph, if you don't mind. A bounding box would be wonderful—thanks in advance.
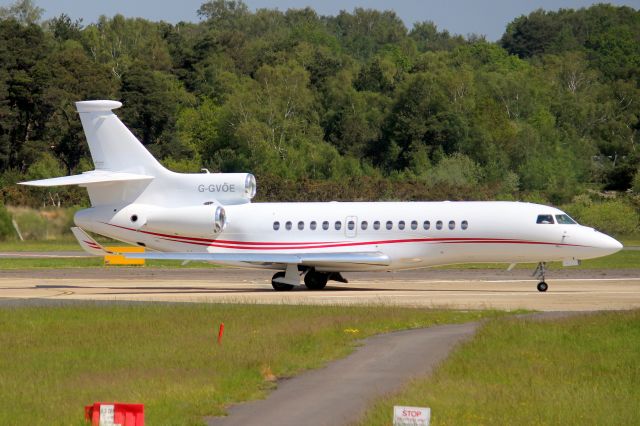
[0,250,636,270]
[0,258,219,269]
[432,248,640,270]
[357,310,640,425]
[0,235,637,269]
[0,303,503,425]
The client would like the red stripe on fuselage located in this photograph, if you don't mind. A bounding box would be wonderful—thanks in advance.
[100,222,584,250]
[103,222,342,246]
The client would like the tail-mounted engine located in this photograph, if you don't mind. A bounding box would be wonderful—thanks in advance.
[131,203,226,237]
[75,202,228,239]
[159,172,257,206]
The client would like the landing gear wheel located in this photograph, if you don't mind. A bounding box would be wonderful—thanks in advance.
[533,263,548,292]
[271,271,294,291]
[304,270,328,290]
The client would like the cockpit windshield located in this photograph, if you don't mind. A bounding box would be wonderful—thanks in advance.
[536,214,578,224]
[555,214,577,224]
[536,214,554,224]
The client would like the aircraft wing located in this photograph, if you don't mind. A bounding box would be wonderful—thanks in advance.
[123,251,391,267]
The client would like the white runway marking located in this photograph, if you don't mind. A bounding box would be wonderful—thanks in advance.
[1,269,640,311]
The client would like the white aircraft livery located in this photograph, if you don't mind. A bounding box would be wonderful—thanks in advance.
[22,100,623,292]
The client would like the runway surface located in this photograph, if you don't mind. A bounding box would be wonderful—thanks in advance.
[2,268,640,311]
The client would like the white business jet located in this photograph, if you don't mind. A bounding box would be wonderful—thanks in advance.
[21,101,623,292]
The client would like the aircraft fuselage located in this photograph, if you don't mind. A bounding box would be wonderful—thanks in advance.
[75,200,622,272]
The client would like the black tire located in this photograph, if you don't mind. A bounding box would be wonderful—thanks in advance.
[272,271,294,291]
[304,270,328,290]
[537,281,548,292]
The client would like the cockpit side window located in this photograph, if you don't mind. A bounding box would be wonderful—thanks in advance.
[555,214,577,224]
[536,214,554,224]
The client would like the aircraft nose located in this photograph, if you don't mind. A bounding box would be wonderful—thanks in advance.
[598,233,623,255]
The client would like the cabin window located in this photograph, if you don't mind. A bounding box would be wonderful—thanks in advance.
[361,221,368,230]
[423,220,430,230]
[298,221,304,230]
[436,220,443,230]
[322,221,329,230]
[310,221,317,230]
[386,221,393,230]
[273,221,280,231]
[536,215,554,224]
[285,221,292,230]
[347,220,355,231]
[335,221,342,230]
[461,220,468,230]
[398,220,405,230]
[411,220,418,230]
[449,220,455,230]
[555,214,577,224]
[373,221,380,230]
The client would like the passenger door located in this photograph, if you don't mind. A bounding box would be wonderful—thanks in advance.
[345,216,357,238]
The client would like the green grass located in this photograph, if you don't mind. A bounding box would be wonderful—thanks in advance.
[358,310,640,425]
[0,237,80,251]
[620,235,640,246]
[0,236,637,269]
[0,258,220,269]
[2,250,634,270]
[0,304,503,425]
[433,248,639,270]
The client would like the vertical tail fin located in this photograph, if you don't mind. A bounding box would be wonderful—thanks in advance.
[76,100,166,176]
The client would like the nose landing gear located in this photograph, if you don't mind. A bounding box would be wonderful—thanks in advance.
[536,281,548,292]
[533,262,548,292]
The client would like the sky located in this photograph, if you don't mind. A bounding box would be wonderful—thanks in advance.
[3,0,639,41]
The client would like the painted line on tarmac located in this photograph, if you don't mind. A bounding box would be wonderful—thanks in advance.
[482,278,640,282]
[0,254,90,258]
[318,290,640,298]
[368,278,640,283]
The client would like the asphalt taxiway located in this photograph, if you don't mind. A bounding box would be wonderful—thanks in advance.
[1,268,639,311]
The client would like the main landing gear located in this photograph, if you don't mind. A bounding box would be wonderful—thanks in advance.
[302,270,349,290]
[533,262,549,292]
[270,268,348,291]
[304,270,328,290]
[271,271,294,291]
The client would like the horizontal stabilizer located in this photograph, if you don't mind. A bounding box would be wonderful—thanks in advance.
[124,251,391,267]
[19,170,154,187]
[71,227,113,256]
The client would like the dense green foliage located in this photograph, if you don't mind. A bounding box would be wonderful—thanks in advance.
[563,196,639,235]
[0,202,13,240]
[0,0,638,207]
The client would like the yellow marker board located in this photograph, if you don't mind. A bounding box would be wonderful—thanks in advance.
[104,246,145,266]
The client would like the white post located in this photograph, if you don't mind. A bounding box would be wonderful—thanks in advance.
[11,219,24,241]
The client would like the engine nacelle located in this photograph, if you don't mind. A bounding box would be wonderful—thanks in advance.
[188,173,256,204]
[112,203,226,238]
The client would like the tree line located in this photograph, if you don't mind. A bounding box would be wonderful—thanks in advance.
[0,0,639,210]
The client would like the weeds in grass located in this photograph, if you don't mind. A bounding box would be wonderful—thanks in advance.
[358,310,640,425]
[0,303,501,425]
